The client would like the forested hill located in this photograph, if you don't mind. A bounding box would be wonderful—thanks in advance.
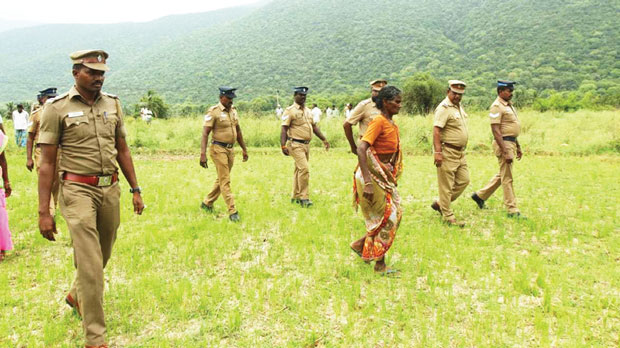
[0,0,617,104]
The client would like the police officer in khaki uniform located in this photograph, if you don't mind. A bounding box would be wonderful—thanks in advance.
[343,79,387,155]
[30,94,43,114]
[27,88,60,216]
[38,49,144,348]
[280,87,329,207]
[199,87,248,222]
[471,80,525,218]
[431,80,470,227]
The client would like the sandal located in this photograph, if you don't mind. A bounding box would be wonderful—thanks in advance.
[375,267,400,276]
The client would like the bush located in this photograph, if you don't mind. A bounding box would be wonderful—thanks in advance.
[401,73,445,115]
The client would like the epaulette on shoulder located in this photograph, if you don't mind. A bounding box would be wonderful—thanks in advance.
[102,92,119,99]
[208,105,219,112]
[359,99,371,106]
[285,105,295,110]
[49,92,69,104]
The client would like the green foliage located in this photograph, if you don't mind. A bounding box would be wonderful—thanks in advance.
[137,90,170,119]
[4,102,15,115]
[0,0,617,107]
[401,73,445,115]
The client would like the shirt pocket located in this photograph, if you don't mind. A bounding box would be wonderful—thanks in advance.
[64,115,91,139]
[102,112,119,138]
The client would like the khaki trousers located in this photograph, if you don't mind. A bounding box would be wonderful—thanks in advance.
[436,146,470,220]
[34,146,60,216]
[476,140,519,213]
[289,141,310,200]
[61,180,121,346]
[204,144,236,214]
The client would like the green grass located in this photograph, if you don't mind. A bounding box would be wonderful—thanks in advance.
[114,109,620,156]
[0,140,618,346]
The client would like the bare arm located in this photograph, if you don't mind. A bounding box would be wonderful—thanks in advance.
[200,126,212,167]
[0,152,10,197]
[433,126,443,167]
[280,126,289,156]
[116,136,144,215]
[356,140,373,201]
[38,144,58,240]
[343,122,357,155]
[312,124,329,150]
[26,133,35,171]
[236,124,248,162]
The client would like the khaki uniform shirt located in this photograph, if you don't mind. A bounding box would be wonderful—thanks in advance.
[433,97,468,148]
[345,98,381,137]
[204,102,238,144]
[281,102,314,141]
[489,97,520,137]
[39,86,127,176]
[28,107,43,143]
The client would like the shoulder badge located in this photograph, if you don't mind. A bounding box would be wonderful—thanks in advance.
[49,92,69,104]
[102,92,118,99]
[281,114,289,121]
[204,114,212,121]
[489,112,501,118]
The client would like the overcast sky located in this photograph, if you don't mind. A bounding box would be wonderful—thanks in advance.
[0,0,262,24]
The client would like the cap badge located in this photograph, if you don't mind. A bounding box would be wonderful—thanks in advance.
[97,55,103,62]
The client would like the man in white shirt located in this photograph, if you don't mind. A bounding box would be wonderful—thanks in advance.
[311,103,322,124]
[331,104,340,118]
[275,104,284,119]
[326,106,333,119]
[12,104,29,147]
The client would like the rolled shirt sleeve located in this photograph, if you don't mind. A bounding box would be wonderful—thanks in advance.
[38,104,62,145]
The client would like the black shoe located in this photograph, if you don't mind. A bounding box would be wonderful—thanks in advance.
[507,212,527,220]
[471,193,485,209]
[430,201,441,215]
[229,212,240,222]
[200,202,214,213]
[299,199,313,208]
[291,198,300,204]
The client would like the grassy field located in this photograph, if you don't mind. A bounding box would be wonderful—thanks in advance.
[116,109,620,156]
[0,110,619,347]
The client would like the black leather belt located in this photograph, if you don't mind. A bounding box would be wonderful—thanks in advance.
[442,143,465,151]
[290,138,310,144]
[212,140,233,149]
[502,136,517,142]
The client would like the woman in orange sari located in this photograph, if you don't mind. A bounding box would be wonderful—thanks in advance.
[350,86,403,274]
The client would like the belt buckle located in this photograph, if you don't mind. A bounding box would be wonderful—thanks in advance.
[227,144,233,149]
[97,175,112,187]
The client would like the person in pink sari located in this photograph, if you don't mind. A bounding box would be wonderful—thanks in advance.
[0,131,12,261]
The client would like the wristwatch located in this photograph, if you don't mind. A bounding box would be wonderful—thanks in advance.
[129,187,142,194]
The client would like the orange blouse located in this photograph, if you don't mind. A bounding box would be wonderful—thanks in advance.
[361,115,399,154]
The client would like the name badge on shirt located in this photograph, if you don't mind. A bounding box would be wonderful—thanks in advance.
[68,111,84,118]
[221,112,228,119]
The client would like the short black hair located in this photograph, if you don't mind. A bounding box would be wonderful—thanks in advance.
[375,86,402,110]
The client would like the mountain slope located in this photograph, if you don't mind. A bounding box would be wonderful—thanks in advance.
[0,0,617,104]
